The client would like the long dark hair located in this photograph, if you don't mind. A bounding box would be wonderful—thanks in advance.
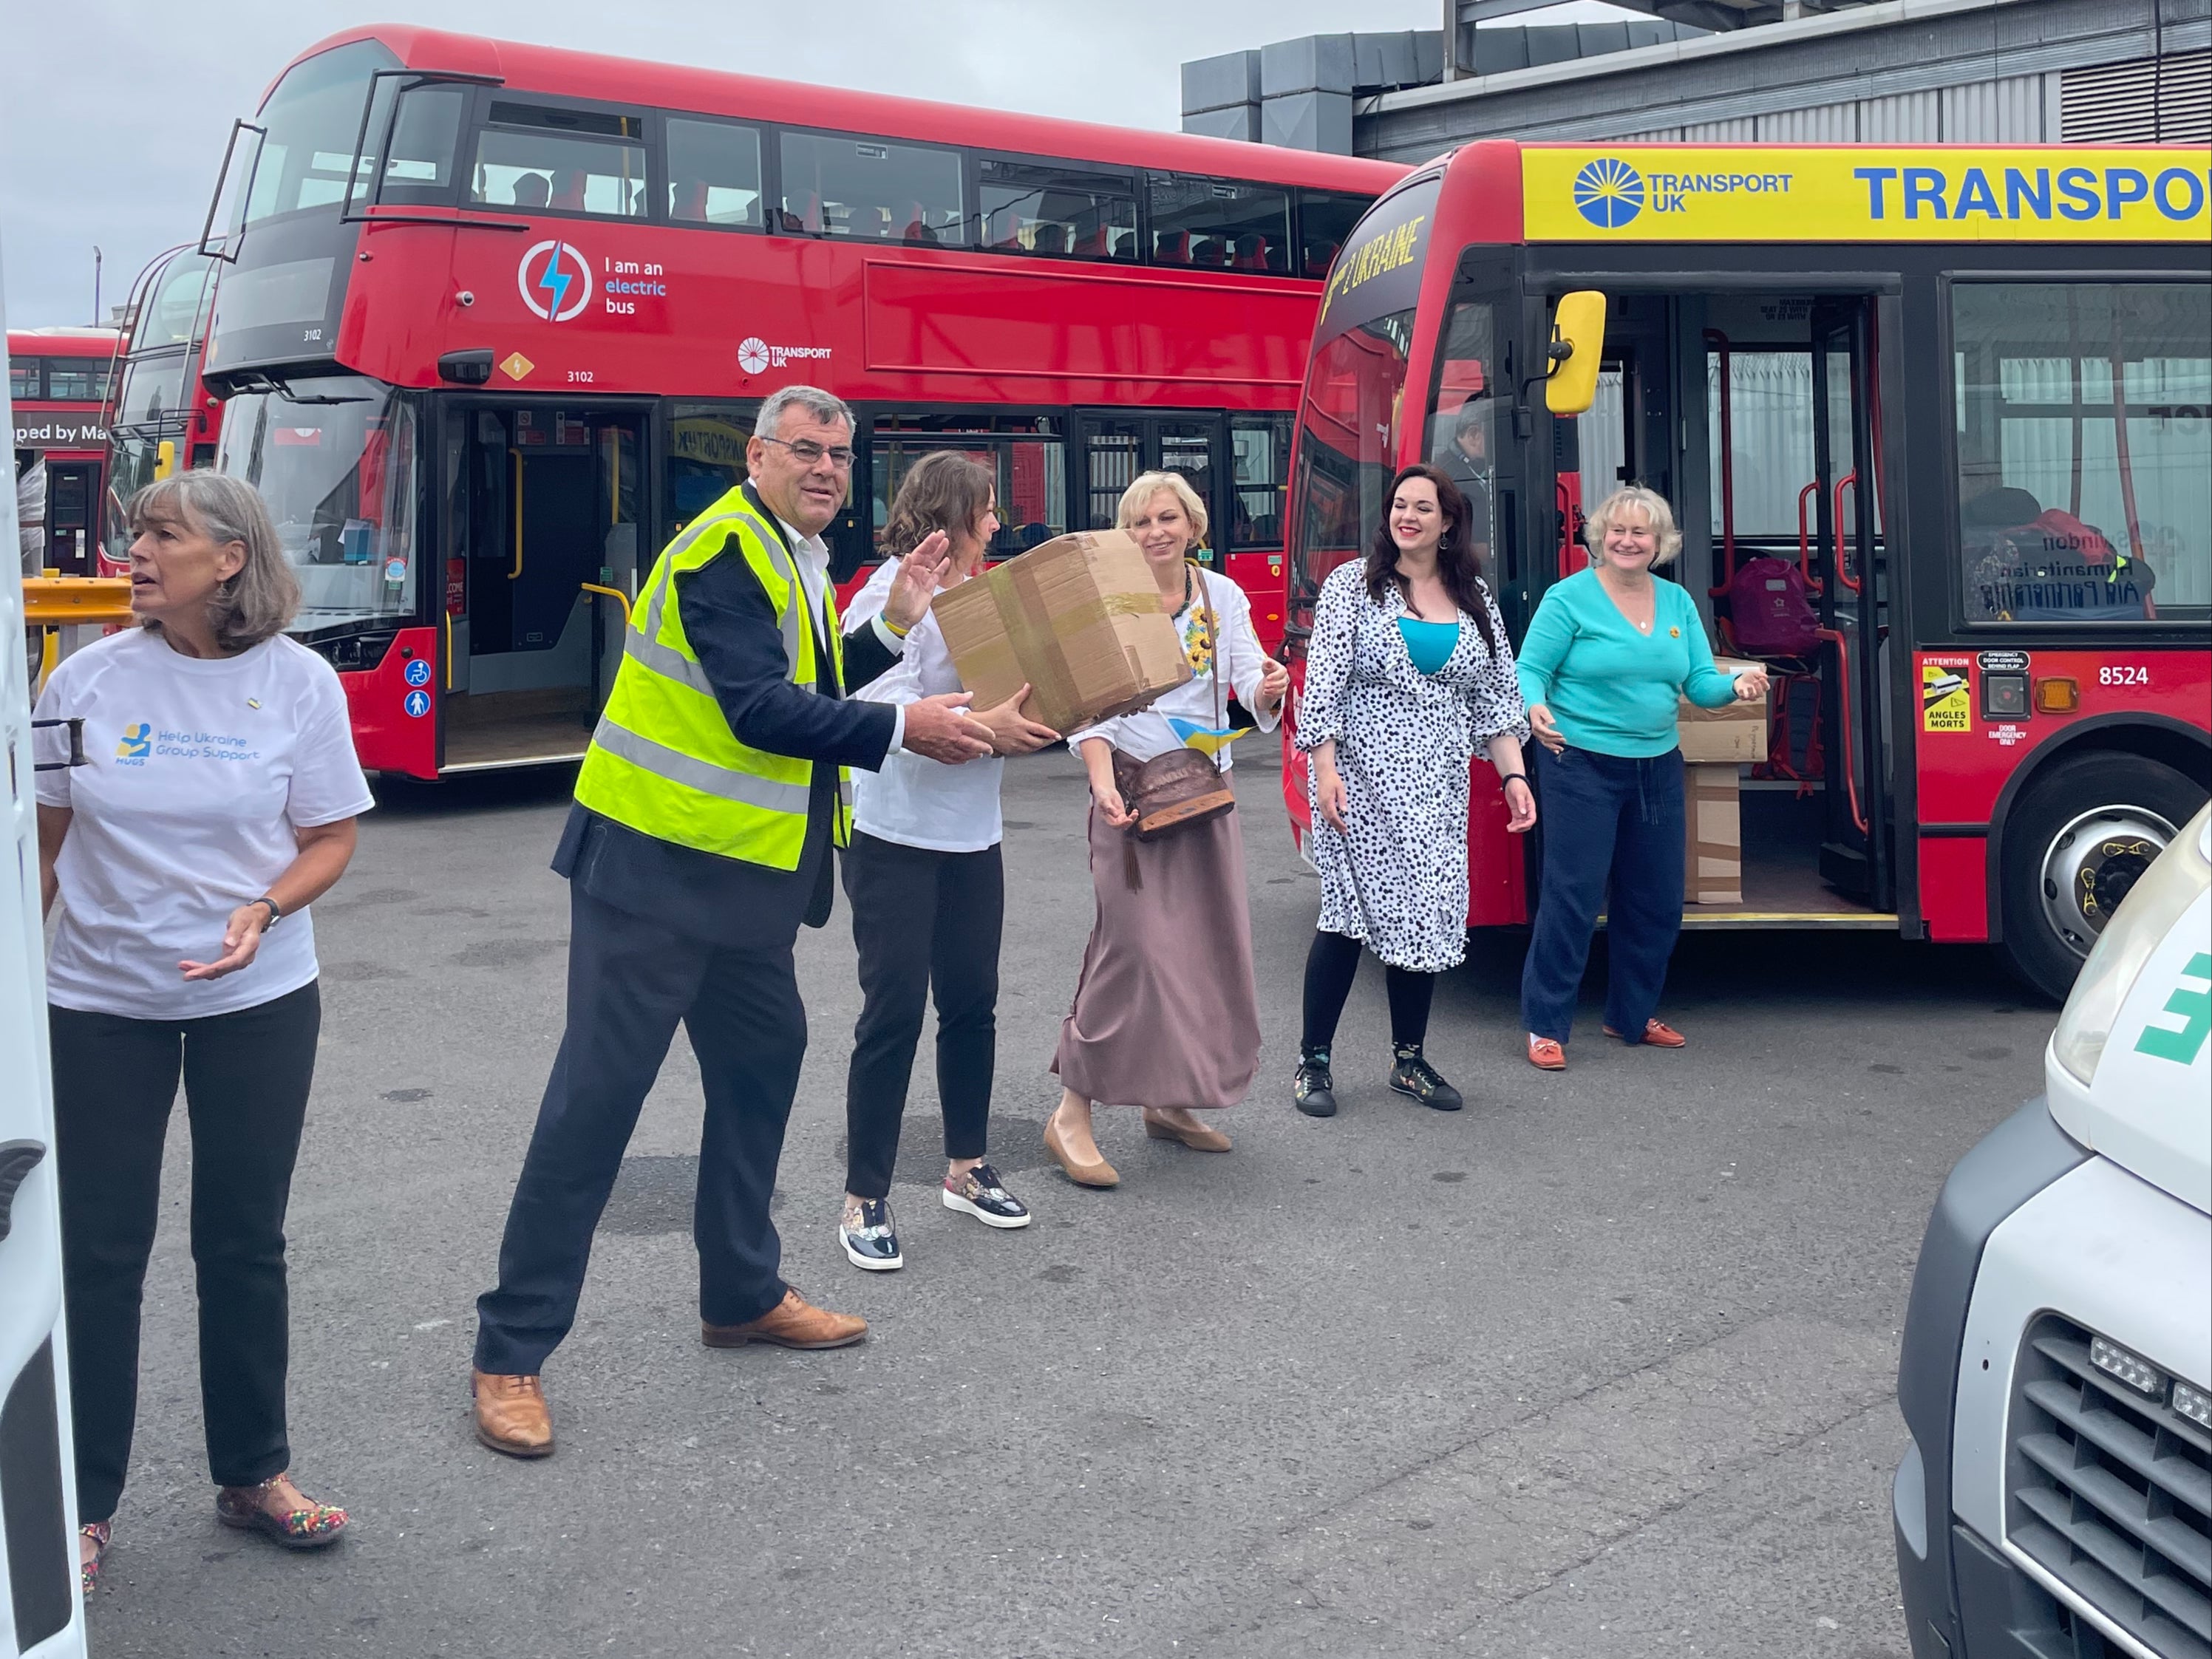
[1367,463,1494,653]
[879,450,995,559]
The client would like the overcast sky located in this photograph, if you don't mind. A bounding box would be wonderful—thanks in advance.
[0,0,1641,330]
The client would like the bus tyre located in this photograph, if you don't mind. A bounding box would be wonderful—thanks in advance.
[1998,751,2207,1003]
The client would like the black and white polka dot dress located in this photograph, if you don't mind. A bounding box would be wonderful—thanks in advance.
[1294,562,1531,973]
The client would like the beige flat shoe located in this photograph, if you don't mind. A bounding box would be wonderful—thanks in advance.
[1044,1110,1120,1188]
[1143,1111,1232,1153]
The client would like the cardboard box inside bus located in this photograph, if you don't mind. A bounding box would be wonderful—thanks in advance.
[931,529,1191,735]
[1686,763,1743,905]
[1677,657,1769,764]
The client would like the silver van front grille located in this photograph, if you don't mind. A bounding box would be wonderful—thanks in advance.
[2007,1315,2212,1659]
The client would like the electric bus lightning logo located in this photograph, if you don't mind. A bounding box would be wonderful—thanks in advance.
[1573,158,1646,229]
[517,240,593,321]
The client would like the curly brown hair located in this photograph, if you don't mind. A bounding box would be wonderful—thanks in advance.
[1367,463,1495,653]
[879,451,996,560]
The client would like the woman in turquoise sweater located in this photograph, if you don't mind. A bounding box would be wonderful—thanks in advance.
[1514,486,1768,1070]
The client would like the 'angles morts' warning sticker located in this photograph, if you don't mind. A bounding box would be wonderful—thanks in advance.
[1922,661,1971,732]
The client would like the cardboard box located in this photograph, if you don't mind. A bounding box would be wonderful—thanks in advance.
[1678,655,1769,763]
[1684,763,1743,905]
[930,529,1191,735]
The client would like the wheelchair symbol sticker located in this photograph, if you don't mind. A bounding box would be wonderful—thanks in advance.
[404,658,432,687]
[404,689,432,718]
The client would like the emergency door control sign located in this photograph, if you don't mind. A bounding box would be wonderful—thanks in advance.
[1922,659,1972,733]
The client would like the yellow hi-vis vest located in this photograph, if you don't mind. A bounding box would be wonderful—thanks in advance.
[573,485,853,868]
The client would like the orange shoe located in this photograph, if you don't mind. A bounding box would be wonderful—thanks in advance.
[1604,1019,1687,1048]
[1526,1035,1566,1071]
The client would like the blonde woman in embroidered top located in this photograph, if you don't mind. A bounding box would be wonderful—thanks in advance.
[1044,472,1290,1188]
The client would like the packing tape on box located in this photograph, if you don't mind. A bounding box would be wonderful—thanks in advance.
[985,570,1161,729]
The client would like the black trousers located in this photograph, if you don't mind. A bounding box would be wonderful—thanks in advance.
[474,885,807,1376]
[50,981,322,1524]
[1300,930,1437,1052]
[841,832,1003,1199]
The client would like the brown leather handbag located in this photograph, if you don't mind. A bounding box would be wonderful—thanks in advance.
[1110,571,1235,843]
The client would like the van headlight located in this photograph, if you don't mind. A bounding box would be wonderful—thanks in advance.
[2050,805,2212,1086]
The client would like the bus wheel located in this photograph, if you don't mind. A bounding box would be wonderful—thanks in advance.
[1998,752,2206,1002]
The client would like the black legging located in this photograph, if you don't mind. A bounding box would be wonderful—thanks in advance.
[1300,930,1435,1052]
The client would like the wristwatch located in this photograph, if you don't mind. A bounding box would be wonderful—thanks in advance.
[251,896,283,929]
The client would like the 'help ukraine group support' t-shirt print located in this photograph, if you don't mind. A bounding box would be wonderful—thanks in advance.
[111,716,268,769]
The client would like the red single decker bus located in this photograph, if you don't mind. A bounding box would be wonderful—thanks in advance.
[10,327,118,576]
[98,244,225,574]
[188,27,1403,778]
[1281,140,2211,998]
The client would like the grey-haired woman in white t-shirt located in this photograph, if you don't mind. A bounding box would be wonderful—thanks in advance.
[34,473,371,1594]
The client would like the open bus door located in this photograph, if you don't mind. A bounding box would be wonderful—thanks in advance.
[1809,297,1892,910]
[440,401,644,773]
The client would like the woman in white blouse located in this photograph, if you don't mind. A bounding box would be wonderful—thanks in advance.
[835,453,1058,1272]
[1045,471,1290,1188]
[34,472,370,1592]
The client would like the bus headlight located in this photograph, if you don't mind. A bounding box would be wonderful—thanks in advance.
[2049,805,2211,1086]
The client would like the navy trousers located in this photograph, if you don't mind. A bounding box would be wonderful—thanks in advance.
[474,886,806,1375]
[1520,744,1687,1043]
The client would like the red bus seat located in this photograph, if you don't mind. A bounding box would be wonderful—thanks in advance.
[1031,222,1070,255]
[551,169,588,211]
[1231,234,1270,270]
[1072,223,1109,258]
[1154,229,1190,264]
[673,182,709,221]
[1191,237,1228,266]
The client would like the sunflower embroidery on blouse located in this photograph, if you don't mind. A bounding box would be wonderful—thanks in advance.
[1179,607,1215,678]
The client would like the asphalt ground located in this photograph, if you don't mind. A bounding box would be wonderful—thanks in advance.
[76,740,2052,1658]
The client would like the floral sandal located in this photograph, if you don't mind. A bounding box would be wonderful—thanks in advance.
[78,1521,110,1595]
[214,1473,349,1550]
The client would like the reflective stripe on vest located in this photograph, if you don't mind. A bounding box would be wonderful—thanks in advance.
[572,485,853,868]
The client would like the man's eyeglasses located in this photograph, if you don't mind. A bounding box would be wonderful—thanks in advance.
[758,435,855,469]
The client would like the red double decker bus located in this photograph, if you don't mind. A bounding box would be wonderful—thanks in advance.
[10,327,118,576]
[1281,140,2210,997]
[98,244,225,574]
[188,27,1402,779]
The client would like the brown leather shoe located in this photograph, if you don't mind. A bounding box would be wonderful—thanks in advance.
[472,1370,554,1459]
[1604,1018,1687,1048]
[1526,1035,1567,1071]
[702,1288,867,1351]
[1143,1111,1232,1153]
[1044,1109,1120,1188]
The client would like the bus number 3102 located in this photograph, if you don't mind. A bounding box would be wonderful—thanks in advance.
[2100,664,2151,687]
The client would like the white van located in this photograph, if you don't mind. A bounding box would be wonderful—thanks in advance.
[1,268,91,1658]
[1893,803,2211,1659]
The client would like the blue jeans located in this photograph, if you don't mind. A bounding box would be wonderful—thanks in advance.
[1520,745,1686,1043]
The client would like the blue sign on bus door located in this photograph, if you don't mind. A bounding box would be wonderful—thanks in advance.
[404,688,432,718]
[404,658,432,687]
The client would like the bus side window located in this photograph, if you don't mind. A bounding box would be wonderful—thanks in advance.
[1951,282,2210,625]
[1228,414,1293,552]
[780,132,965,245]
[667,118,763,229]
[1148,174,1290,276]
[471,102,648,219]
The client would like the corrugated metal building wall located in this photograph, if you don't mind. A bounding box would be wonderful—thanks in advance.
[1355,0,2209,160]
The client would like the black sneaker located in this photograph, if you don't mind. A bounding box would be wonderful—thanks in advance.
[839,1198,903,1271]
[942,1162,1032,1230]
[1388,1046,1463,1112]
[1293,1047,1338,1117]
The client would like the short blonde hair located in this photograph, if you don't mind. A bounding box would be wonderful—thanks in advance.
[128,472,302,650]
[1115,469,1208,548]
[1587,486,1683,565]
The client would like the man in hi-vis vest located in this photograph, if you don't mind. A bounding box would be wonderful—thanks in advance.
[470,386,993,1458]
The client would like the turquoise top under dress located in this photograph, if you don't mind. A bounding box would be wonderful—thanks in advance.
[1396,618,1460,676]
